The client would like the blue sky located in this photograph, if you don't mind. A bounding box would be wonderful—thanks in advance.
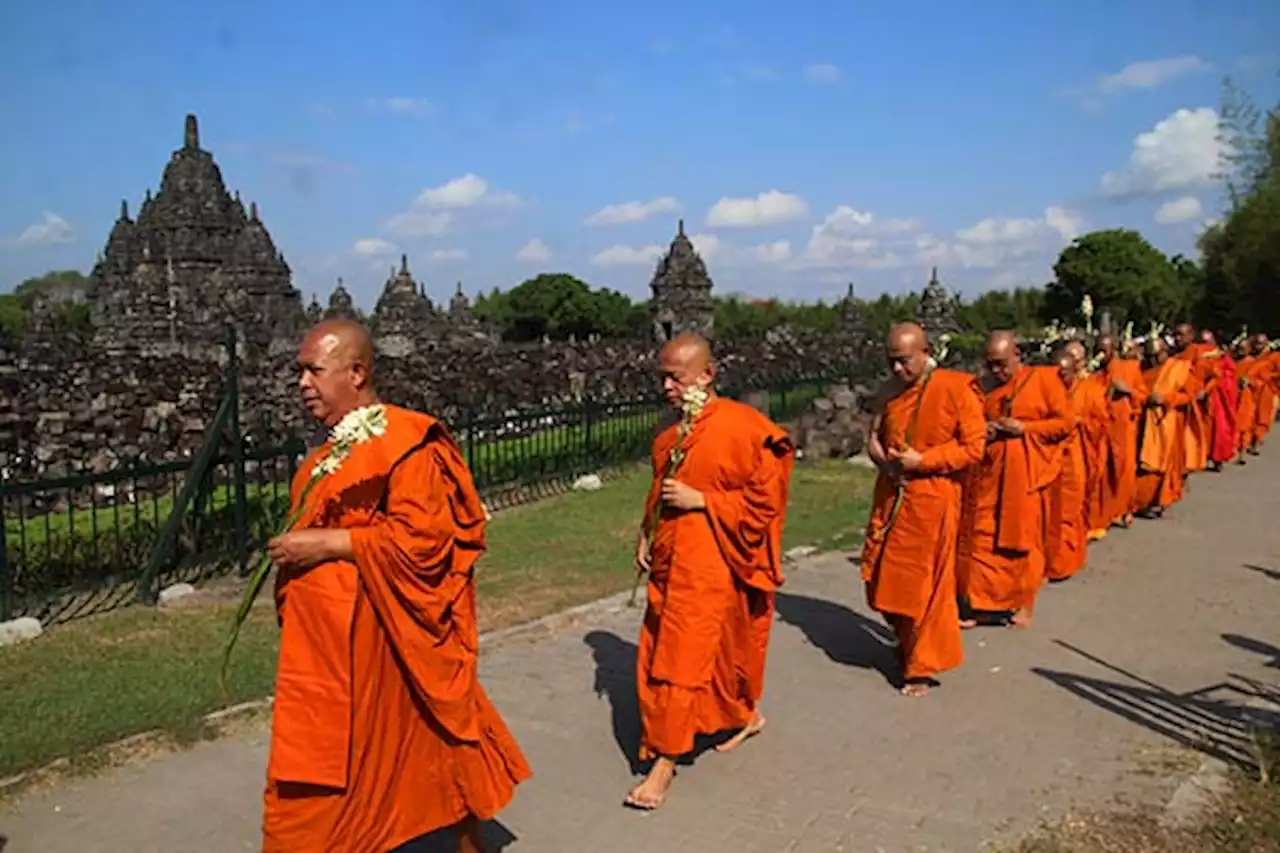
[1,0,1277,309]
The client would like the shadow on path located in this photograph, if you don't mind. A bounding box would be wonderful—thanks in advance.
[584,631,643,775]
[1033,639,1280,773]
[1244,563,1280,582]
[774,591,899,687]
[390,821,517,852]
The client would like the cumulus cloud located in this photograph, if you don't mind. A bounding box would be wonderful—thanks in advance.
[6,211,76,248]
[413,174,522,210]
[352,237,398,257]
[584,196,681,226]
[706,190,808,228]
[1100,107,1224,197]
[516,238,552,263]
[382,211,453,238]
[803,63,841,84]
[751,240,792,263]
[802,205,923,266]
[1096,56,1211,93]
[426,248,468,262]
[590,244,664,267]
[1154,195,1204,225]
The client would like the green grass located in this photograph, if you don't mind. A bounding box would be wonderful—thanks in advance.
[0,458,873,779]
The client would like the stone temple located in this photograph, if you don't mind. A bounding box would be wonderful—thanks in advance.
[88,114,305,353]
[649,219,715,343]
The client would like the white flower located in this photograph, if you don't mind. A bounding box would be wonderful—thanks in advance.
[311,404,389,478]
[312,454,344,478]
[1081,294,1094,320]
[680,386,710,418]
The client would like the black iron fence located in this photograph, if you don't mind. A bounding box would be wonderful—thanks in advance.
[0,340,837,624]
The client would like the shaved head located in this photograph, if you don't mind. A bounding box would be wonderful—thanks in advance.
[658,332,716,408]
[1175,323,1195,349]
[984,330,1021,385]
[297,319,379,426]
[1199,329,1216,345]
[1065,340,1087,369]
[886,322,931,384]
[1095,333,1117,365]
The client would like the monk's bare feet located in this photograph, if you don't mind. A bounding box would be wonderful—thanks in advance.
[900,679,933,697]
[959,618,978,629]
[624,758,676,810]
[715,712,767,753]
[1120,514,1134,528]
[1009,610,1033,629]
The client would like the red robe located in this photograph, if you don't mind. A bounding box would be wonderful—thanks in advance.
[1208,352,1239,464]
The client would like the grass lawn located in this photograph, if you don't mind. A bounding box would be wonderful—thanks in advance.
[0,459,873,780]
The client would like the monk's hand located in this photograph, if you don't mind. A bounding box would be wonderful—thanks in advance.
[887,446,924,472]
[660,478,706,511]
[994,417,1024,436]
[267,529,347,571]
[1148,391,1164,407]
[634,533,651,573]
[1111,380,1132,397]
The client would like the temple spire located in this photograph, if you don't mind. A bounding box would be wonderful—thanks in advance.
[183,113,200,149]
[400,253,409,275]
[119,199,129,220]
[677,218,685,236]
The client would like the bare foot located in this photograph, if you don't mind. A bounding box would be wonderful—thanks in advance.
[1087,529,1107,542]
[959,618,978,629]
[1009,610,1033,629]
[901,681,931,697]
[715,713,767,753]
[1120,514,1134,528]
[624,758,676,810]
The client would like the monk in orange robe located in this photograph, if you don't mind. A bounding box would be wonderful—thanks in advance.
[263,319,530,853]
[626,332,794,810]
[862,323,985,696]
[957,331,1072,629]
[1093,334,1148,529]
[1064,342,1113,543]
[1047,342,1107,579]
[1173,323,1217,476]
[1234,337,1262,461]
[1249,334,1278,449]
[1201,330,1238,471]
[1134,336,1196,518]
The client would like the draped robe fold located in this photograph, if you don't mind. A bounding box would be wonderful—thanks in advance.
[1097,358,1148,525]
[1047,375,1107,579]
[1076,376,1113,539]
[1135,360,1194,513]
[637,398,794,760]
[958,366,1072,614]
[1174,343,1216,475]
[861,369,986,680]
[1254,352,1279,447]
[1207,352,1239,465]
[263,406,530,853]
[1237,355,1260,456]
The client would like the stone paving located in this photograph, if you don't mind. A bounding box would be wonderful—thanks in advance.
[3,451,1279,852]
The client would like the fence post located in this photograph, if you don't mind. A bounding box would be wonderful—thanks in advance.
[583,399,595,471]
[464,408,477,474]
[0,472,10,621]
[226,326,250,577]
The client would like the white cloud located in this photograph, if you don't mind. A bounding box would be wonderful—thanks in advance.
[1154,195,1204,225]
[426,248,468,262]
[802,205,924,266]
[7,211,76,249]
[516,238,552,263]
[803,63,841,84]
[956,206,1081,245]
[689,232,720,260]
[706,190,808,228]
[368,97,433,117]
[382,210,453,238]
[414,174,522,210]
[1096,56,1211,93]
[752,240,792,263]
[352,237,399,257]
[590,244,664,267]
[584,196,681,227]
[1100,107,1223,197]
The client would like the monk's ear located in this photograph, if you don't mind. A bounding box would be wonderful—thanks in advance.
[348,360,372,391]
[702,360,717,386]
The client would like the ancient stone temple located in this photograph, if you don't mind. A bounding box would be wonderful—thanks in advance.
[839,282,866,342]
[325,279,359,320]
[649,219,715,343]
[917,266,960,338]
[88,114,306,353]
[371,255,436,356]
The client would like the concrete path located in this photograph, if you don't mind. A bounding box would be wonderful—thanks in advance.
[3,451,1279,853]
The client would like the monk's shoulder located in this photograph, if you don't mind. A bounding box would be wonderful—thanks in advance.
[716,398,784,436]
[931,368,982,401]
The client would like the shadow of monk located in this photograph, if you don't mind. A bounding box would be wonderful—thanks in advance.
[774,591,900,687]
[584,630,644,775]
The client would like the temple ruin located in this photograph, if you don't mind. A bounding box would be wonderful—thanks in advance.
[649,219,715,343]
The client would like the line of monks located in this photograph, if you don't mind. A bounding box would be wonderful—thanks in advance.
[257,319,1276,851]
[862,322,1279,701]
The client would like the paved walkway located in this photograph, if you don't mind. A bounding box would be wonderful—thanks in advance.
[4,451,1280,853]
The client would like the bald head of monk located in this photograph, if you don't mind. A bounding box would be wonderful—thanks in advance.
[1095,333,1117,365]
[1199,328,1217,346]
[1175,323,1196,350]
[1252,332,1270,355]
[984,330,1021,386]
[657,331,717,409]
[1065,340,1087,375]
[885,322,931,385]
[1146,334,1169,364]
[297,318,379,426]
[1052,346,1076,387]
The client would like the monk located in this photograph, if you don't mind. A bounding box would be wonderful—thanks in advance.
[862,323,985,696]
[1249,333,1278,449]
[1064,342,1113,542]
[1093,334,1148,529]
[626,332,794,810]
[957,331,1072,629]
[1134,336,1196,518]
[1173,323,1216,476]
[263,319,530,853]
[1201,330,1238,471]
[1047,343,1106,579]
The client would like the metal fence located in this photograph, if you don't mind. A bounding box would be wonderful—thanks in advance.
[0,336,836,624]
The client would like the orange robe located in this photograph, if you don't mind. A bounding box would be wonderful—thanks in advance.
[1174,344,1217,474]
[637,397,794,760]
[958,366,1072,614]
[861,369,986,680]
[1236,355,1259,455]
[1097,357,1149,525]
[1076,376,1113,539]
[263,406,531,853]
[1047,375,1107,579]
[1253,352,1278,446]
[1134,360,1194,513]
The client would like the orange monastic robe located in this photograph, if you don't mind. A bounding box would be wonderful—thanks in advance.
[263,406,531,853]
[1097,357,1149,525]
[1135,360,1194,513]
[1174,344,1217,474]
[637,397,794,760]
[1253,352,1279,446]
[958,366,1073,613]
[1076,376,1113,539]
[861,369,985,681]
[1047,375,1107,579]
[1237,355,1259,455]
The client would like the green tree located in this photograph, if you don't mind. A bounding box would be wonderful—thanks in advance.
[1045,229,1186,331]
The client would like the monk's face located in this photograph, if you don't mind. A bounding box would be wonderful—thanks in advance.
[1066,343,1086,374]
[1199,329,1216,346]
[1055,357,1074,387]
[1096,337,1115,365]
[297,331,369,426]
[886,336,929,384]
[658,343,713,408]
[984,342,1020,386]
[1175,325,1194,349]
